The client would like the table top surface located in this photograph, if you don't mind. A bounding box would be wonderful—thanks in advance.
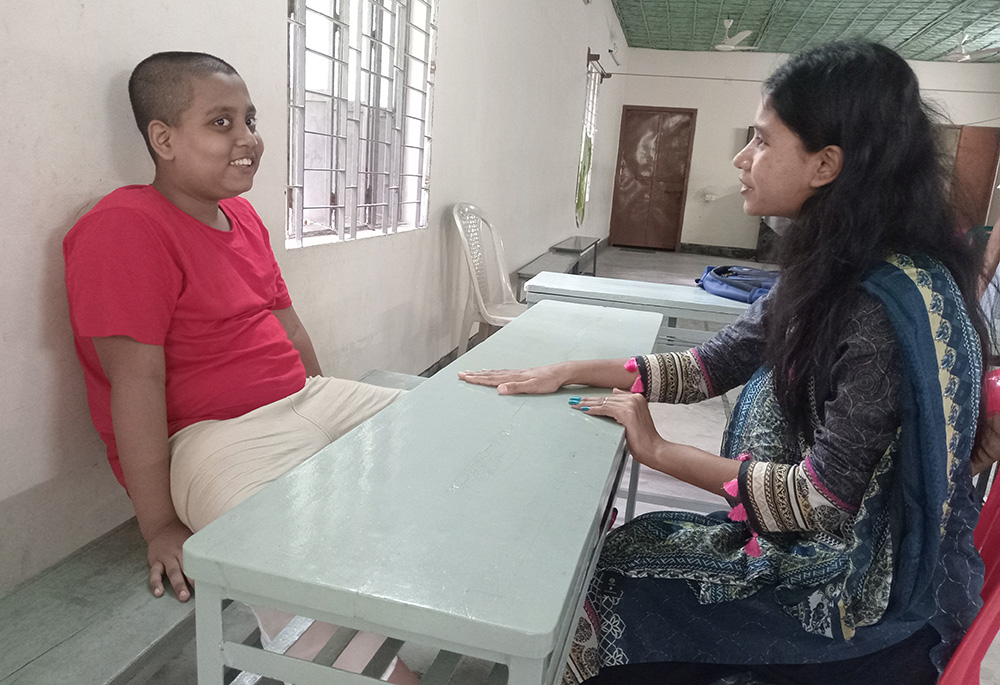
[183,300,662,659]
[525,271,750,314]
[550,235,600,253]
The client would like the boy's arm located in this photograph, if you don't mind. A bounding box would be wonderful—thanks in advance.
[273,306,323,377]
[92,335,192,602]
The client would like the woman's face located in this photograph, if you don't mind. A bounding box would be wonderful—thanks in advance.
[733,98,828,218]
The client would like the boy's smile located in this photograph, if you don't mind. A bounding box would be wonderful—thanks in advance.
[151,71,264,229]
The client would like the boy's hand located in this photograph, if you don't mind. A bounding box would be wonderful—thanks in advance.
[147,519,193,601]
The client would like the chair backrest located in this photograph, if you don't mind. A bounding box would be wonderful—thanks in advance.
[938,482,1000,683]
[451,203,519,310]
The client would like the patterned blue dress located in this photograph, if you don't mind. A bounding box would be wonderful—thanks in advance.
[586,256,984,675]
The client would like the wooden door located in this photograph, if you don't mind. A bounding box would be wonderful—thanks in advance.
[609,106,696,250]
[951,126,1000,230]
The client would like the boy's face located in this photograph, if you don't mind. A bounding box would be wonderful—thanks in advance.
[157,72,264,202]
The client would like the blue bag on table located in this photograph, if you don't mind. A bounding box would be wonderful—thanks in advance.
[696,265,778,304]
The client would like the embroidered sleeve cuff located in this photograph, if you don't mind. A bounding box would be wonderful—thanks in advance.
[738,459,854,535]
[635,351,712,404]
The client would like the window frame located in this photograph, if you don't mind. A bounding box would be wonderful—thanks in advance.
[287,0,437,247]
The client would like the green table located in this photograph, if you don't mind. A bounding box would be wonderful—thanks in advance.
[184,300,662,684]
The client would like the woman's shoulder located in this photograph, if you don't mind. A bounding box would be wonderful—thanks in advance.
[838,288,896,346]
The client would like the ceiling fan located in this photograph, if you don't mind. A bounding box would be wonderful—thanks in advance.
[946,32,1000,62]
[714,19,756,52]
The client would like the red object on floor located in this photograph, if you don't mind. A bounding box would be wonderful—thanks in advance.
[939,372,1000,684]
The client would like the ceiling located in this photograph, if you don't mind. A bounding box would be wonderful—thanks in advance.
[610,0,1000,63]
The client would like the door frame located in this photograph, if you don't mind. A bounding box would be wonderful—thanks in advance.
[611,105,698,251]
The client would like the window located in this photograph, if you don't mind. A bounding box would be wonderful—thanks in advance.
[287,0,437,246]
[575,57,603,227]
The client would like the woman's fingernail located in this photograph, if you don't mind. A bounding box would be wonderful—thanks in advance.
[569,397,581,404]
[581,407,590,411]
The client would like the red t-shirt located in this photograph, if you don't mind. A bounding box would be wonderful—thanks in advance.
[63,185,307,487]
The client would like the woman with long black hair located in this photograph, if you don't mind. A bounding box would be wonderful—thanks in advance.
[461,41,989,683]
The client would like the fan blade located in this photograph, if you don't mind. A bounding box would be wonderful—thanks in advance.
[714,43,758,52]
[969,47,1000,58]
[722,29,752,46]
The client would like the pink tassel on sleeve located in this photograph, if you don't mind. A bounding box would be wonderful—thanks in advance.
[737,453,751,461]
[624,357,644,393]
[744,531,762,557]
[723,478,739,498]
[728,503,748,522]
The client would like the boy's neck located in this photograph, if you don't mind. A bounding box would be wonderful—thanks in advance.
[152,179,231,232]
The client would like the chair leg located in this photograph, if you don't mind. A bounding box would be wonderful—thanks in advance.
[478,323,500,343]
[458,299,476,356]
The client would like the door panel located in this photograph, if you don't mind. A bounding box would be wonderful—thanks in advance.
[952,126,1000,230]
[615,165,652,243]
[611,107,696,250]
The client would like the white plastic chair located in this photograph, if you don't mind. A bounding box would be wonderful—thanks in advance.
[452,203,527,355]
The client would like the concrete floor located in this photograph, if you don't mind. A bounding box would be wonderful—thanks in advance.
[140,246,1000,683]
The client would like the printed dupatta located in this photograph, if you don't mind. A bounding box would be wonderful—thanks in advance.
[595,254,984,664]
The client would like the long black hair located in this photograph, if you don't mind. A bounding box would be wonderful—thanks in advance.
[763,41,987,433]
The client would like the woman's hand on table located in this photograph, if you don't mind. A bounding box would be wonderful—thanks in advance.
[458,365,566,395]
[570,388,666,468]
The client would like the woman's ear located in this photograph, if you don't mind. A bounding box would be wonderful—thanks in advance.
[810,145,843,188]
[148,120,174,162]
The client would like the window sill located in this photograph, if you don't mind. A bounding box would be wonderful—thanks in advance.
[285,223,424,249]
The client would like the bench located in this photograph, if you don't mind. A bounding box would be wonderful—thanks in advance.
[523,271,749,353]
[514,235,600,301]
[1,370,426,685]
[523,272,748,522]
[0,517,195,685]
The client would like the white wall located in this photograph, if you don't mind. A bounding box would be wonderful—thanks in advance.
[618,49,1000,249]
[0,0,627,595]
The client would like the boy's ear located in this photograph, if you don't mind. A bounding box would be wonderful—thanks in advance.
[147,120,175,162]
[809,145,843,189]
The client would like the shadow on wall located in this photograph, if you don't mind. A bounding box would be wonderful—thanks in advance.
[0,457,133,596]
[107,67,154,183]
[41,204,107,474]
[40,66,153,475]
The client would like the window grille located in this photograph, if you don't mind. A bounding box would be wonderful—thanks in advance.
[287,0,437,245]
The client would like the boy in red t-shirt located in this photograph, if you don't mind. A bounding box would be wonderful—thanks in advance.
[64,53,401,625]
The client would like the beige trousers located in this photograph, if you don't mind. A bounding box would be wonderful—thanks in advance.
[170,375,402,532]
[169,376,413,683]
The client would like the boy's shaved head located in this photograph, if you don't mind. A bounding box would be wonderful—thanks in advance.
[128,52,238,160]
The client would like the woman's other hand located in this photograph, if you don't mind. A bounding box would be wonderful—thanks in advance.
[570,388,664,466]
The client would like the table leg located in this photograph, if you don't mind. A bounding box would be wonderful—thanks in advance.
[592,246,598,276]
[506,655,546,684]
[195,583,227,684]
[625,457,640,522]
